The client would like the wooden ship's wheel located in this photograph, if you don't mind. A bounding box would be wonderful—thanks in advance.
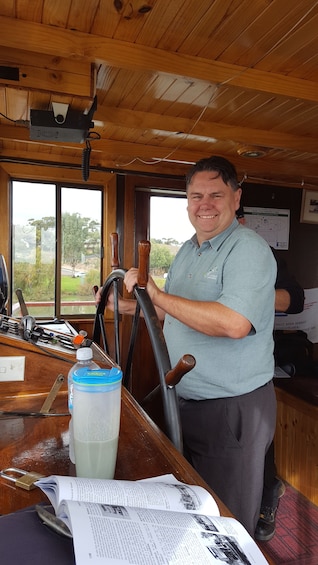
[92,234,195,452]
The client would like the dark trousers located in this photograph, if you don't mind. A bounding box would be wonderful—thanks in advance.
[261,440,280,507]
[179,381,276,537]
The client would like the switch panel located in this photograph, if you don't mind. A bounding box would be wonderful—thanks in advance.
[0,356,25,381]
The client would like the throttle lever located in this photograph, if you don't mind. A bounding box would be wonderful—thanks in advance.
[16,288,29,316]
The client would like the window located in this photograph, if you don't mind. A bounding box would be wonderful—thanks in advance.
[11,180,102,318]
[150,195,193,288]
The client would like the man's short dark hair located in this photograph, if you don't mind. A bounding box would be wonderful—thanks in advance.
[186,156,239,192]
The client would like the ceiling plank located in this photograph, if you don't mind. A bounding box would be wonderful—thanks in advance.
[2,141,318,188]
[3,109,318,158]
[1,16,318,103]
[0,47,93,99]
[2,124,318,185]
[97,106,318,154]
[0,46,92,75]
[0,63,93,99]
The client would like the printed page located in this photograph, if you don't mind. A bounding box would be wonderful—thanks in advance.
[60,500,269,565]
[35,475,220,517]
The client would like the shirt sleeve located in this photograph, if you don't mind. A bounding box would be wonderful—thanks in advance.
[216,235,277,331]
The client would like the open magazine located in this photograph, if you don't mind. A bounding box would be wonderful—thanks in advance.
[35,474,269,565]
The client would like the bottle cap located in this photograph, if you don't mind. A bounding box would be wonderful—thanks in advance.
[76,347,93,361]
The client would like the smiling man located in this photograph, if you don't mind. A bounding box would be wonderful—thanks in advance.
[187,165,241,243]
[106,156,277,537]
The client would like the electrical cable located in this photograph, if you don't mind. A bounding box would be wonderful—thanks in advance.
[0,111,29,126]
[21,336,75,364]
[82,139,91,181]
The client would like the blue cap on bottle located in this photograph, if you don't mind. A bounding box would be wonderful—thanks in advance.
[73,367,122,392]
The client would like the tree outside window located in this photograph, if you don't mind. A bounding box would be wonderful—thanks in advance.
[11,181,102,318]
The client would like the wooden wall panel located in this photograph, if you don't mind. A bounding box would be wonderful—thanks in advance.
[0,334,72,402]
[0,167,10,290]
[275,387,318,505]
[0,332,117,402]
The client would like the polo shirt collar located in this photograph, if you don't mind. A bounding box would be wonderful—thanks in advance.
[190,218,239,250]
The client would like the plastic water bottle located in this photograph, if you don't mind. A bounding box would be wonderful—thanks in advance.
[72,367,122,479]
[68,347,99,463]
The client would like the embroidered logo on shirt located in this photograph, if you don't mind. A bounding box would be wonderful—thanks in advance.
[205,266,218,280]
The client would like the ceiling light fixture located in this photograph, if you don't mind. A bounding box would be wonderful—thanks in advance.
[237,146,268,158]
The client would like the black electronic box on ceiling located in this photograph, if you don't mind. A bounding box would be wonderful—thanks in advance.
[30,97,97,143]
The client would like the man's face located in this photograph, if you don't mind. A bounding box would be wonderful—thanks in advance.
[187,170,241,244]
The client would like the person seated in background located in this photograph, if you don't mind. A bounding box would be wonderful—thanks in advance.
[236,203,305,541]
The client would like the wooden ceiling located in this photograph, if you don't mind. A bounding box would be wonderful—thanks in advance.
[1,0,318,189]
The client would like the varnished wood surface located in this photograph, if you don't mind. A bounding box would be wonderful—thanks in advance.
[1,4,318,186]
[0,389,229,517]
[0,336,273,563]
[275,386,318,506]
[0,333,229,515]
[0,333,118,396]
[0,396,275,565]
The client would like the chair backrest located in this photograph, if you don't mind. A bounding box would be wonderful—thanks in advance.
[274,330,314,376]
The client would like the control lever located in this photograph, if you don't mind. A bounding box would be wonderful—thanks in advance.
[15,288,29,316]
[20,315,36,341]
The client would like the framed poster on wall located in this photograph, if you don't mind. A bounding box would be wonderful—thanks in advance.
[300,189,318,224]
[243,207,290,249]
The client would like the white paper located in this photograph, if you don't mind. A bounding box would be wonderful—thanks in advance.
[62,500,268,565]
[36,474,220,517]
[274,287,318,343]
[36,475,269,565]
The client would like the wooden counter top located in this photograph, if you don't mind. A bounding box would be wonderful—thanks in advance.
[0,388,231,517]
[0,332,273,563]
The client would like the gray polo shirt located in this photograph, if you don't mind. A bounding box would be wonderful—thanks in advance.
[163,219,277,400]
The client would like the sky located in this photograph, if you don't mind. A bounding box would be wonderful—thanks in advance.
[150,196,193,243]
[12,181,193,243]
[12,181,102,224]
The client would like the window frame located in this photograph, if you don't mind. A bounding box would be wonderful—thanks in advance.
[10,178,103,320]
